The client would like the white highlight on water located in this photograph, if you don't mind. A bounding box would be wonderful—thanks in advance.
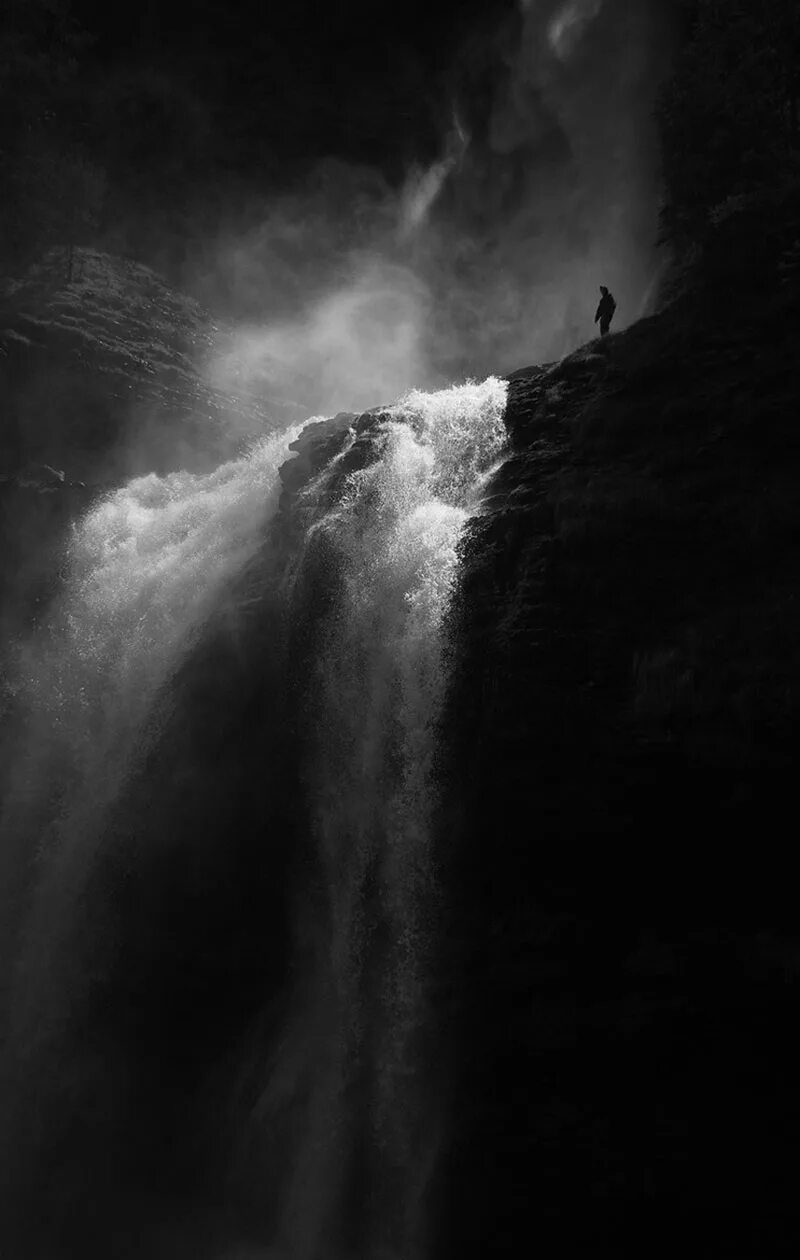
[277,376,508,1259]
[4,376,509,1260]
[13,425,302,830]
[4,426,302,1051]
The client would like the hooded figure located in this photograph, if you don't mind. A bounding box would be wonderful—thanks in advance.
[595,286,616,336]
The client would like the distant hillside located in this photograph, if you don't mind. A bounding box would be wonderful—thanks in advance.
[0,249,306,482]
[0,248,308,630]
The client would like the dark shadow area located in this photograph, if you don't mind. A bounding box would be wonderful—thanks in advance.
[435,274,800,1255]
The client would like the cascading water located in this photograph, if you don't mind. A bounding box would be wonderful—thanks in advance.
[0,377,507,1260]
[6,426,303,866]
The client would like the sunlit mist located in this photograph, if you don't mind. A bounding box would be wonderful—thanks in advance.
[191,0,673,426]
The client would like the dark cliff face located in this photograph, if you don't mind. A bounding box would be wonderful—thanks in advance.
[0,248,310,634]
[436,280,800,1255]
[3,244,800,1252]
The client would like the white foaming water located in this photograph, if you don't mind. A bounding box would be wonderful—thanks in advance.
[276,377,508,1259]
[3,425,304,1049]
[13,425,302,834]
[3,378,508,1260]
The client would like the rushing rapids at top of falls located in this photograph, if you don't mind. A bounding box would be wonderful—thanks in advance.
[0,376,508,1260]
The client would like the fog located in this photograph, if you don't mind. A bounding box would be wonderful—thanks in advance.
[191,0,674,425]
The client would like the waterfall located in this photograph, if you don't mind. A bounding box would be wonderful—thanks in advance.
[0,377,508,1260]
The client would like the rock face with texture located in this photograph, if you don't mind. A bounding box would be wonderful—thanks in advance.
[435,281,800,1257]
[0,248,305,480]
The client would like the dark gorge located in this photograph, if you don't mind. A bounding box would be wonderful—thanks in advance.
[4,0,800,1250]
[2,268,800,1258]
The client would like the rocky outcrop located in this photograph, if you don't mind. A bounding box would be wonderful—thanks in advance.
[436,281,800,1257]
[0,249,305,480]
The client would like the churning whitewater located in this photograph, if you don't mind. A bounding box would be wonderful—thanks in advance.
[0,377,507,1260]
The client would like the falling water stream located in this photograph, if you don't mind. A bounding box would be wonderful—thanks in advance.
[0,377,507,1260]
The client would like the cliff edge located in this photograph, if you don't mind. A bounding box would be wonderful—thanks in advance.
[438,276,800,1255]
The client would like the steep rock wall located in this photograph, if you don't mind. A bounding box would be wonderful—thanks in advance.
[436,282,800,1256]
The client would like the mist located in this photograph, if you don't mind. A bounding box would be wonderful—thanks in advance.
[188,0,674,426]
[0,2,678,1255]
[0,0,676,482]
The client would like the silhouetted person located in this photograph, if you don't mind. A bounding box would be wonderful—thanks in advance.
[595,285,616,337]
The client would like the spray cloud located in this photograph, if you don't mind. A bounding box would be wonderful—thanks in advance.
[189,0,674,425]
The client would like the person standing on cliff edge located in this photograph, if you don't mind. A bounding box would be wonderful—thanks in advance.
[595,285,616,337]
